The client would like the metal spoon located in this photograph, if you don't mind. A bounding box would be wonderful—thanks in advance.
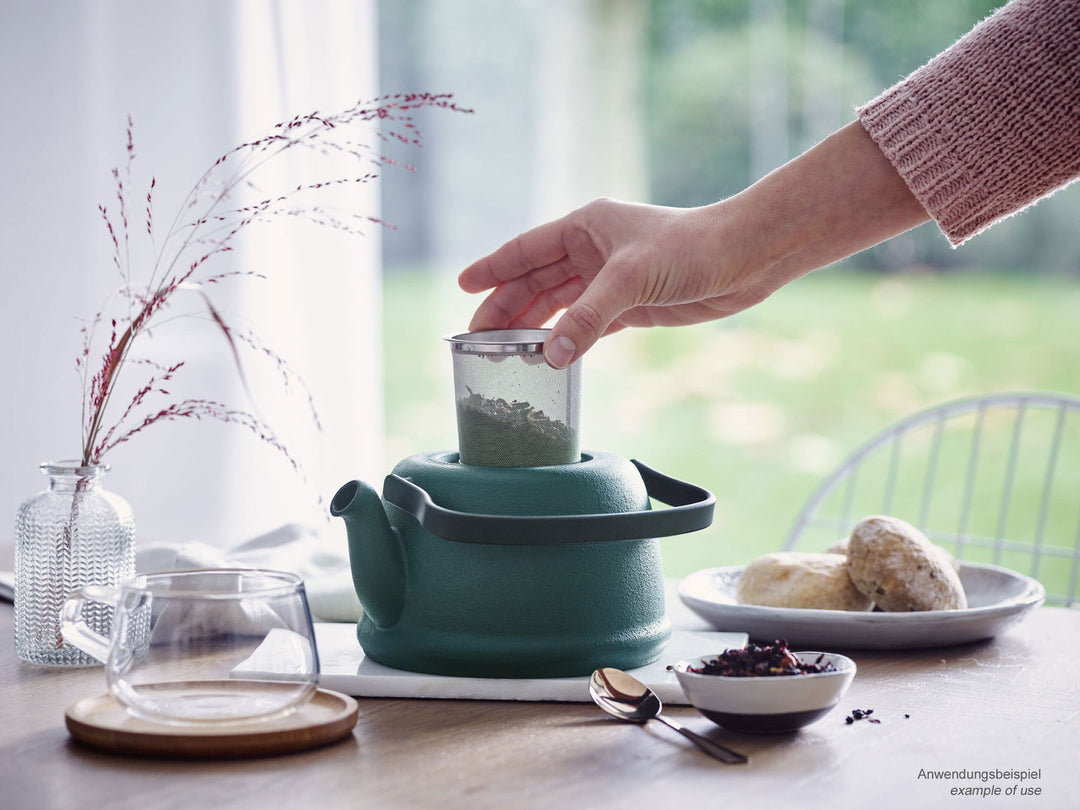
[589,667,749,764]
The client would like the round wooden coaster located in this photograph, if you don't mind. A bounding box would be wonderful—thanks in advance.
[65,686,358,758]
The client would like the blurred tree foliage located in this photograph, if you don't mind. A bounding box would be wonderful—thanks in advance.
[645,0,1080,274]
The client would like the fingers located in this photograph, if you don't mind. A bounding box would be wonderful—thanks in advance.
[467,252,635,369]
[459,198,653,367]
[466,257,581,331]
[458,216,574,294]
[505,275,589,330]
[543,258,639,369]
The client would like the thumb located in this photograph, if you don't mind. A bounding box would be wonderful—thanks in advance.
[543,262,636,369]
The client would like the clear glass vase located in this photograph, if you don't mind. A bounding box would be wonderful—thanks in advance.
[14,461,135,666]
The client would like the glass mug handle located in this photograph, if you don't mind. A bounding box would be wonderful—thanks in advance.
[60,585,122,663]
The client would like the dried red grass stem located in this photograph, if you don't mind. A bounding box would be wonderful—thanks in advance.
[78,93,471,473]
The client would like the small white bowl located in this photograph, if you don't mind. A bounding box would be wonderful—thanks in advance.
[673,651,856,733]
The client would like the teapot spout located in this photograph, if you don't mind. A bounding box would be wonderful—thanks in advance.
[330,479,405,628]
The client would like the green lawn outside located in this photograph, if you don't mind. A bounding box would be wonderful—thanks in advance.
[382,267,1080,591]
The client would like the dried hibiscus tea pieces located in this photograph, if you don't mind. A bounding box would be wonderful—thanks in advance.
[844,708,880,725]
[687,640,837,677]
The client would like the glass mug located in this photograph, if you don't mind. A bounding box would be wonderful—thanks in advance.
[61,569,320,725]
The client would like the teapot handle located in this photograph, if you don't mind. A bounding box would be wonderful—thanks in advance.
[382,459,714,545]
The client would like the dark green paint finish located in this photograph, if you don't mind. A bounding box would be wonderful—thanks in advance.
[331,451,714,678]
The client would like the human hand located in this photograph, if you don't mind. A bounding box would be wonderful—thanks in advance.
[458,123,929,369]
[457,198,772,369]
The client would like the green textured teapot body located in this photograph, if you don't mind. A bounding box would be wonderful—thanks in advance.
[331,451,713,678]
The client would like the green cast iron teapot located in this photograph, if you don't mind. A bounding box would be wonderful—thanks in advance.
[330,450,714,678]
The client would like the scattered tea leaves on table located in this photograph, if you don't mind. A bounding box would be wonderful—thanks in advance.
[845,708,881,725]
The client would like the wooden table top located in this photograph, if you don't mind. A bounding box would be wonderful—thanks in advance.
[2,601,1076,810]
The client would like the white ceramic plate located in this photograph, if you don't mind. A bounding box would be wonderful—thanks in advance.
[678,561,1045,650]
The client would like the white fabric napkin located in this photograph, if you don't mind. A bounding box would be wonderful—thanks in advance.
[0,525,359,619]
[1,524,362,621]
[135,523,362,623]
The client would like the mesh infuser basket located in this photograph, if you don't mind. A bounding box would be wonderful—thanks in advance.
[447,330,581,466]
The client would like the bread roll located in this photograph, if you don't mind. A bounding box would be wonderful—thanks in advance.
[846,515,966,611]
[736,552,874,611]
[828,533,960,572]
[825,538,849,555]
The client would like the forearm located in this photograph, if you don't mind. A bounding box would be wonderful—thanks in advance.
[458,122,931,367]
[708,121,930,292]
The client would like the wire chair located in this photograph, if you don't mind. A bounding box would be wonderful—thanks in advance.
[783,391,1080,607]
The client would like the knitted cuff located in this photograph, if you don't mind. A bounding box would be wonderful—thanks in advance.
[858,87,975,247]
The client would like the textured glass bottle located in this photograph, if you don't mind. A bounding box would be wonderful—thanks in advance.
[15,462,135,666]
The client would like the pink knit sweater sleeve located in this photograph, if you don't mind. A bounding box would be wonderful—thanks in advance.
[857,0,1080,246]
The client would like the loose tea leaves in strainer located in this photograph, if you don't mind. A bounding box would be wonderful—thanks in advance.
[456,390,578,466]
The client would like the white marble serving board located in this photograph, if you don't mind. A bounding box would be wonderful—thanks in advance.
[235,623,747,705]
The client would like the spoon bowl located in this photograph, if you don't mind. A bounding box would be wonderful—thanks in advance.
[589,667,748,764]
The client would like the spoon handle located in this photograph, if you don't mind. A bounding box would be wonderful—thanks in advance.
[655,715,749,764]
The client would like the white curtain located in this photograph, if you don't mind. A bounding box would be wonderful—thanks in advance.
[0,0,382,562]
